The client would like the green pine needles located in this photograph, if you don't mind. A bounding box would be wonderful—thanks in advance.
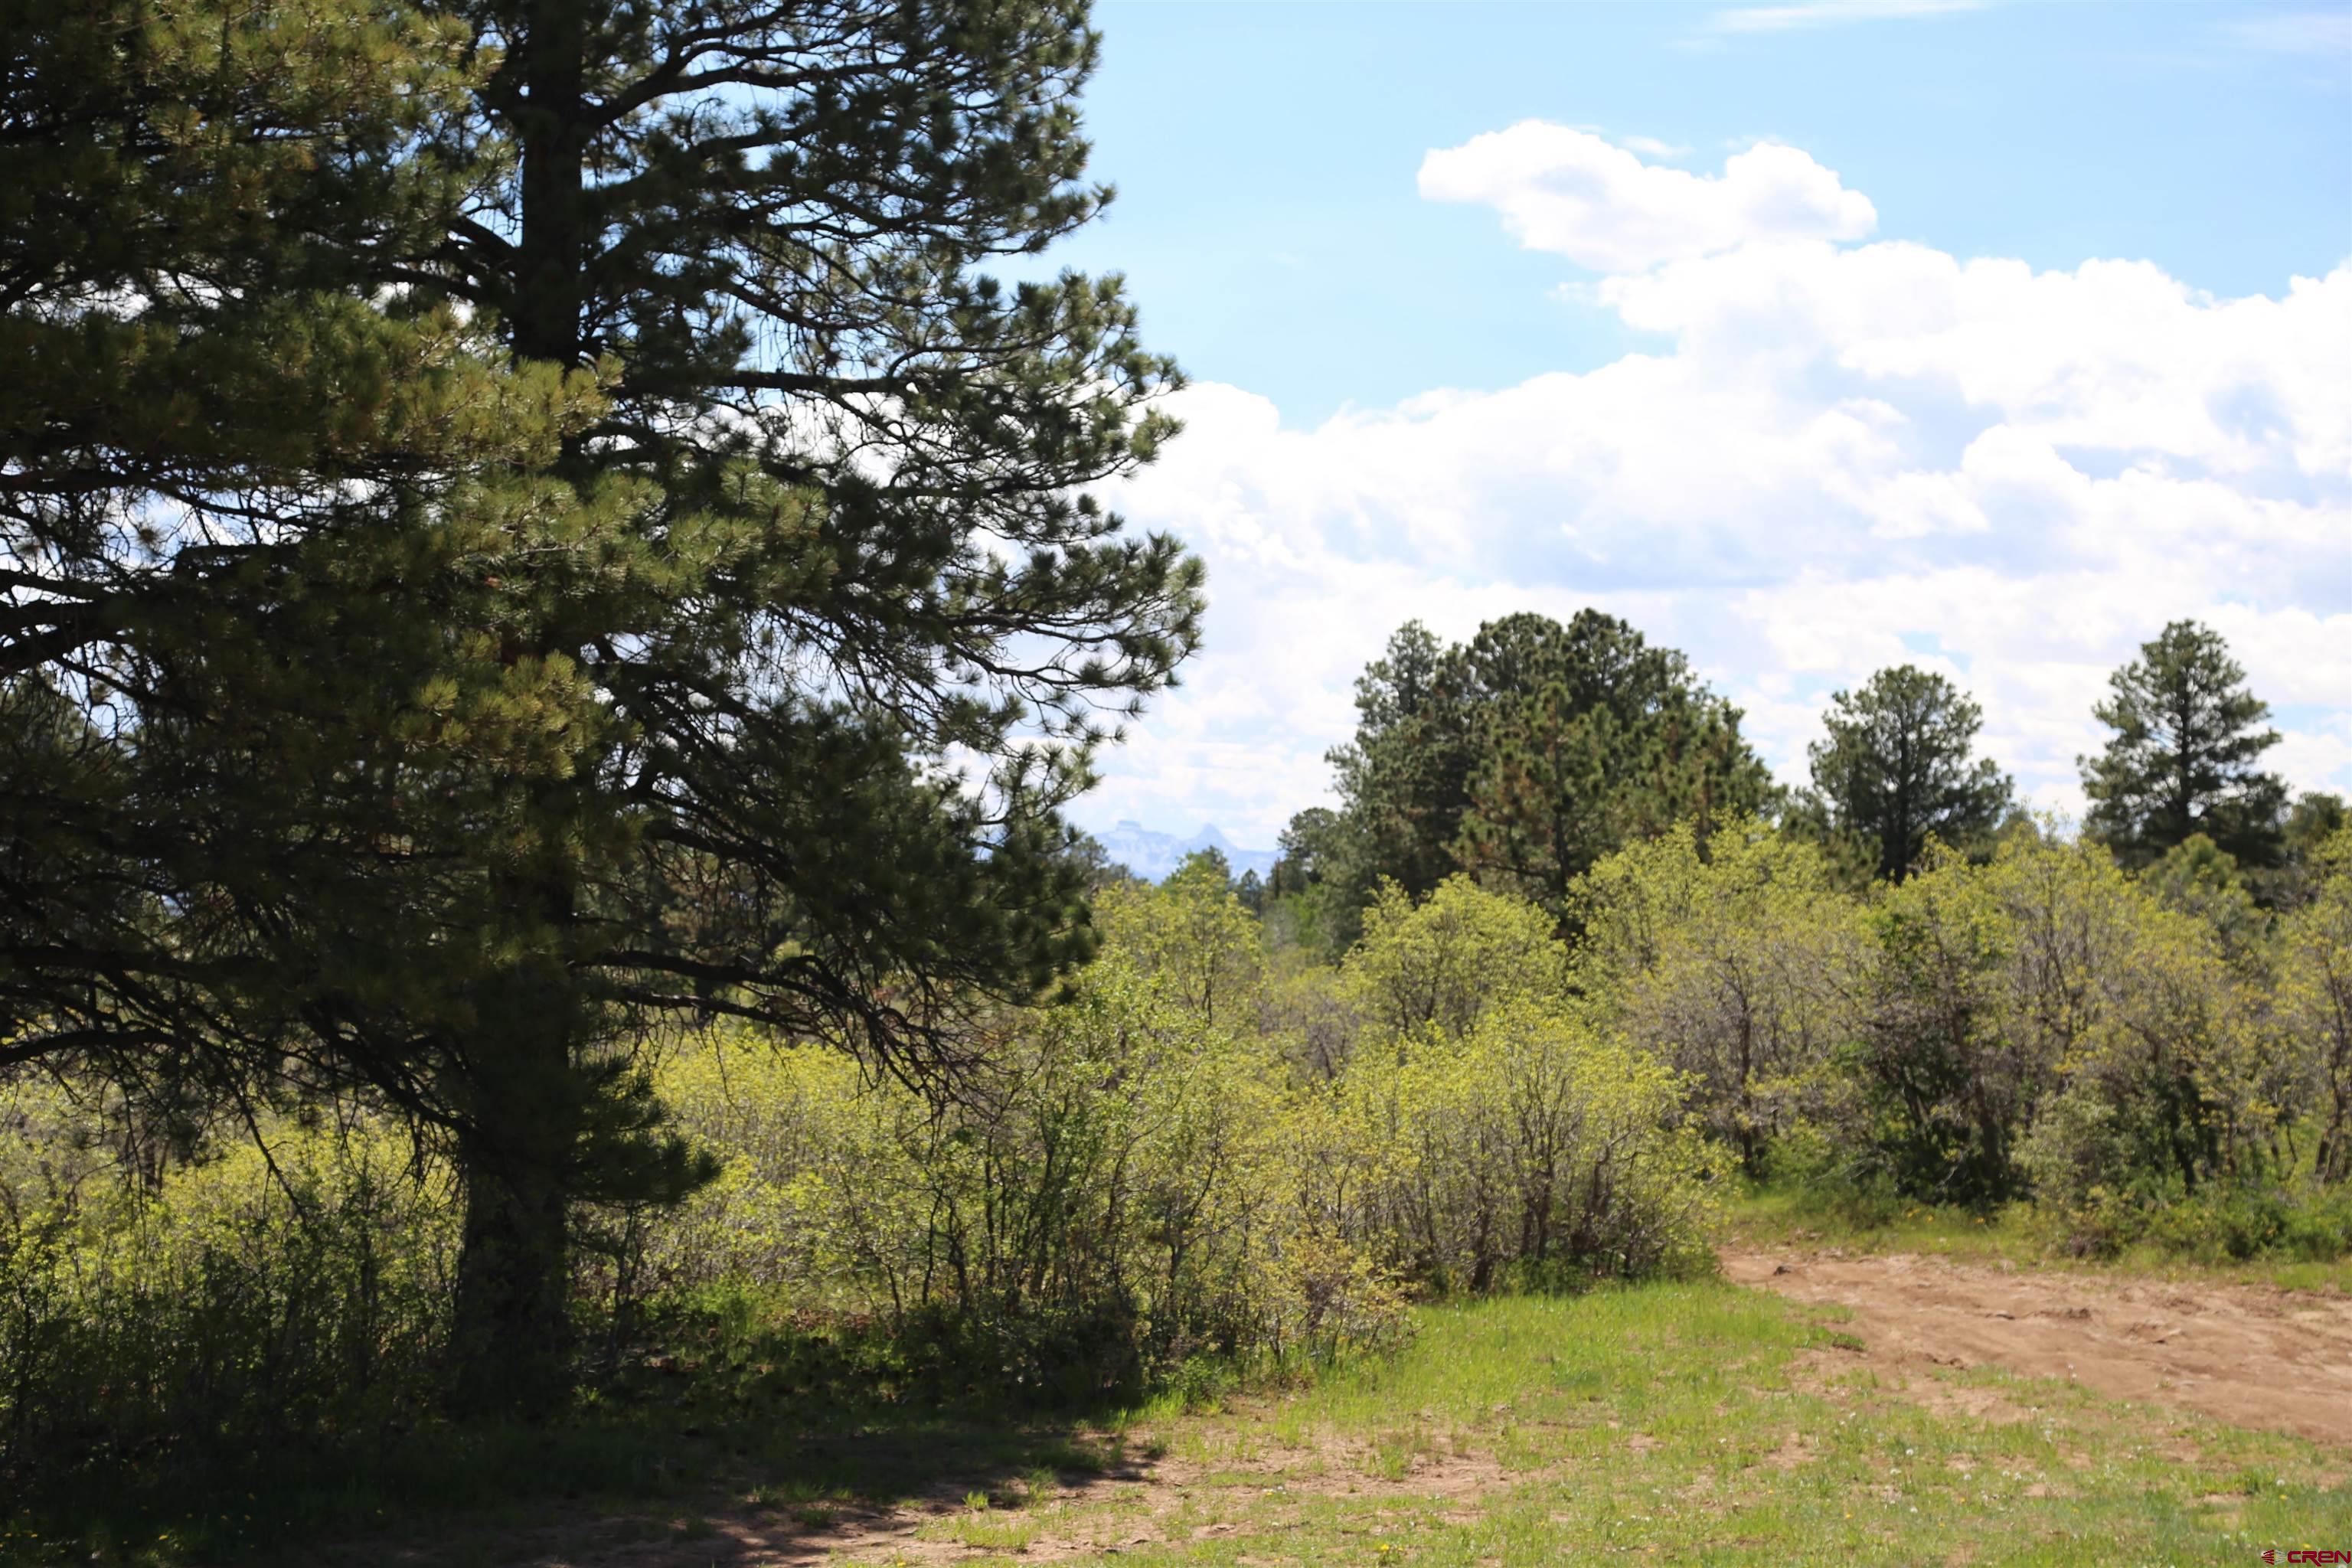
[2,0,1201,1415]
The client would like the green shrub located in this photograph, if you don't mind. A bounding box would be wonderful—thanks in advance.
[638,961,1415,1401]
[2041,1180,2352,1263]
[1341,999,1721,1293]
[1571,821,1859,1176]
[0,1082,456,1496]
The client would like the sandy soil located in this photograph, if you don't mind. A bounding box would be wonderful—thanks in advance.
[1723,1245,2352,1447]
[371,1442,1500,1566]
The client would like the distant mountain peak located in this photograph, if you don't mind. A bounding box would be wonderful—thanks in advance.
[1091,819,1275,883]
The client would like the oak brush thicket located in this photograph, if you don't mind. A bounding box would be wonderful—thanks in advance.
[0,862,1723,1491]
[8,813,2349,1515]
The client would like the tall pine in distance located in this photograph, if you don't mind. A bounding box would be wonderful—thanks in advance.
[3,0,1204,1416]
[1454,612,1778,921]
[1291,611,1778,936]
[1325,620,1475,904]
[2080,620,2285,870]
[1801,665,2014,883]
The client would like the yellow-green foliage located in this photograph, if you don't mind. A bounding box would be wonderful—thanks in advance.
[0,858,1730,1481]
[1572,820,1860,1171]
[1343,875,1566,1043]
[1562,818,2352,1256]
[10,818,2343,1482]
[630,869,1722,1388]
[0,1076,456,1477]
[1256,957,1363,1083]
[1859,831,2265,1210]
[645,952,1413,1390]
[1339,1000,1718,1292]
[2275,828,2352,1182]
[1092,854,1270,1029]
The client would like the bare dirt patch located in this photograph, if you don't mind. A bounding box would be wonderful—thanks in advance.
[1725,1245,2352,1446]
[361,1463,1171,1567]
[368,1419,1521,1566]
[1155,1439,1510,1501]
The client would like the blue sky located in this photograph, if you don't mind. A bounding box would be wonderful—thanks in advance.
[1039,1,2352,849]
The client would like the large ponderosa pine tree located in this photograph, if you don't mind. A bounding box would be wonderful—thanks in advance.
[5,0,590,1136]
[1803,664,2014,882]
[2080,621,2284,869]
[2,0,1201,1415]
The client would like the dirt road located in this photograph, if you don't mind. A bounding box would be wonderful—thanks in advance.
[1724,1245,2352,1446]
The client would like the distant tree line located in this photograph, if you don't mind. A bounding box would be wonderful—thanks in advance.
[1240,612,2336,956]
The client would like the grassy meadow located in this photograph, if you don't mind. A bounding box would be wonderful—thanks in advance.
[1083,1284,2346,1567]
[11,1276,2342,1566]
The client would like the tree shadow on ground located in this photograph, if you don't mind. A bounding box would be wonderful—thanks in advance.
[356,1413,1168,1568]
[8,1308,1168,1567]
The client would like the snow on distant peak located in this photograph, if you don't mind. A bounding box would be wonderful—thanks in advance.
[1092,821,1276,883]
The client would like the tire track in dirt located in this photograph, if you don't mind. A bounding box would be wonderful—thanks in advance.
[1723,1246,2352,1446]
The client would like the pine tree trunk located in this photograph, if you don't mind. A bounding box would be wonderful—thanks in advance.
[447,949,582,1416]
[450,1128,573,1419]
[445,0,593,1422]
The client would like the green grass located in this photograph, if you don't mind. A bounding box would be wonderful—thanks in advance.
[1727,1180,2352,1294]
[8,1278,2345,1565]
[1021,1283,2347,1564]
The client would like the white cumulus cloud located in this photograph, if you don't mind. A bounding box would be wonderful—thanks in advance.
[2223,11,2352,54]
[1080,135,2352,850]
[1419,122,1878,274]
[1710,0,1987,34]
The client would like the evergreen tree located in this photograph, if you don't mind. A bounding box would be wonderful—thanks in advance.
[3,0,1202,1415]
[2267,790,2350,908]
[5,0,587,1106]
[2287,791,2349,854]
[2146,833,2264,960]
[2080,621,2284,869]
[1805,665,2014,883]
[1325,621,1475,902]
[1060,831,1136,892]
[1323,611,1778,926]
[1263,805,1361,959]
[1269,806,1347,899]
[1456,678,1776,921]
